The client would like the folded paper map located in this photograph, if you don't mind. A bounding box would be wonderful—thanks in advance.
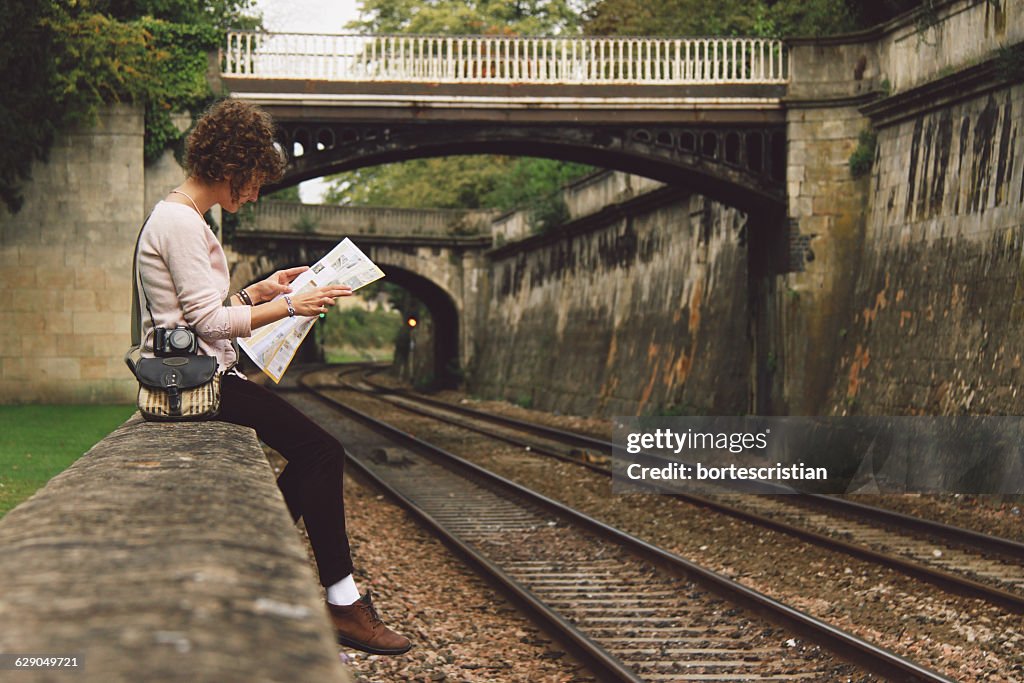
[238,238,385,383]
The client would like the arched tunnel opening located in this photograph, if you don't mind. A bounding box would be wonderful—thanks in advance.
[234,135,789,413]
[376,267,460,391]
[237,260,460,391]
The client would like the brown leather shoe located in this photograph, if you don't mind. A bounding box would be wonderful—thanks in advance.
[326,591,412,655]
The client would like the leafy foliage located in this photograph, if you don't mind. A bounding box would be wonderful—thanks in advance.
[0,0,258,212]
[1,2,66,211]
[583,0,956,38]
[848,128,877,178]
[326,157,514,209]
[322,1,594,220]
[320,304,403,351]
[583,0,860,38]
[324,155,592,232]
[139,19,222,162]
[484,157,589,233]
[266,185,301,201]
[348,0,584,35]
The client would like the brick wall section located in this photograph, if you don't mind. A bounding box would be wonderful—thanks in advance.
[0,105,144,403]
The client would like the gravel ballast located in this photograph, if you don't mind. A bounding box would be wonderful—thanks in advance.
[325,374,1024,683]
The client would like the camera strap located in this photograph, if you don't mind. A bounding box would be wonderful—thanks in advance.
[125,216,157,375]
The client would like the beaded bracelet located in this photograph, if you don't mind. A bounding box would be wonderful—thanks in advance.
[237,288,253,306]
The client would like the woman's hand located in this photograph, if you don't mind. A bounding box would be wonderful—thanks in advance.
[288,285,353,317]
[250,266,309,303]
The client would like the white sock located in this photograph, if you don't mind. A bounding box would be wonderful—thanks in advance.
[326,574,361,606]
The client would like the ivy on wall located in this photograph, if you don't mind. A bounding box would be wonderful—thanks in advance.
[139,20,221,162]
[0,1,255,213]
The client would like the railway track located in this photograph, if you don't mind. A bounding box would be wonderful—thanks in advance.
[297,366,959,682]
[338,368,1024,615]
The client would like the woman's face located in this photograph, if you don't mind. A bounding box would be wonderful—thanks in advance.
[221,176,262,213]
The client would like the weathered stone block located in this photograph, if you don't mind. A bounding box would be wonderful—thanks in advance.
[0,418,350,682]
[73,266,114,290]
[73,311,128,336]
[19,334,58,358]
[35,357,82,382]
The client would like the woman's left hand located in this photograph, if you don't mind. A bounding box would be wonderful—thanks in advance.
[250,266,309,303]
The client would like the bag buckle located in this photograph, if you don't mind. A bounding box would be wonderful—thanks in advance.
[165,373,182,416]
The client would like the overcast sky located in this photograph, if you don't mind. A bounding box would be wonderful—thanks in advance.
[253,0,361,201]
[254,0,360,33]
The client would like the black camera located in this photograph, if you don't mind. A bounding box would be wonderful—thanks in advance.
[153,326,198,356]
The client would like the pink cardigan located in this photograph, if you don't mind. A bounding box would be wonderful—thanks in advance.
[137,201,252,371]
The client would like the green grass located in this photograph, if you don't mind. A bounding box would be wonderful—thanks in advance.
[322,307,403,349]
[325,347,394,364]
[0,405,136,519]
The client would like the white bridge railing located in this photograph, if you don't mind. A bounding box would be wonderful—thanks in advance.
[223,33,789,84]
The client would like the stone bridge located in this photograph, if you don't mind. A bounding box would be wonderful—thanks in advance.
[225,202,496,382]
[217,32,799,393]
[220,34,790,216]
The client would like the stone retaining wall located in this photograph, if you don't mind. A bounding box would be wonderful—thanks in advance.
[826,82,1024,415]
[471,189,750,416]
[0,105,142,404]
[776,0,1022,415]
[0,417,350,683]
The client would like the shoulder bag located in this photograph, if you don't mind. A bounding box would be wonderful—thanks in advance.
[124,220,221,421]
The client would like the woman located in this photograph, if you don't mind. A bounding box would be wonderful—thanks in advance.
[136,98,410,655]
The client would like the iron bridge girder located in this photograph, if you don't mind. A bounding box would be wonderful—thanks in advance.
[266,121,787,215]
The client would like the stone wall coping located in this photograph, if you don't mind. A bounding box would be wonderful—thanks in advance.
[486,183,689,259]
[787,0,1020,100]
[860,55,1019,126]
[0,415,350,683]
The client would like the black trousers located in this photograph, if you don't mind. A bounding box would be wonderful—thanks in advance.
[218,374,354,586]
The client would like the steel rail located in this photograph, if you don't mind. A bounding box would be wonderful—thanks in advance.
[356,373,1024,611]
[363,377,1024,612]
[801,493,1024,560]
[360,373,610,451]
[365,374,1024,562]
[343,439,644,682]
[665,490,1024,613]
[301,371,955,683]
[326,375,609,475]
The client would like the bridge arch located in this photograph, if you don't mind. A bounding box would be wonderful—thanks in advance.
[265,121,787,217]
[224,33,790,217]
[226,235,466,386]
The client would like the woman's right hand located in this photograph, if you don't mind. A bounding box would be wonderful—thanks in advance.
[287,285,353,317]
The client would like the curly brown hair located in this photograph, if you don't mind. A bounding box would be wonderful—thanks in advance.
[185,99,286,202]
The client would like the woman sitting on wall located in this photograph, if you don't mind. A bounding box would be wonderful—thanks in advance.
[134,98,411,655]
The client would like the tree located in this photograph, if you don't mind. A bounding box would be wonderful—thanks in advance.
[87,0,261,30]
[266,185,301,202]
[1,1,64,212]
[348,0,584,36]
[0,0,259,212]
[582,0,929,38]
[326,157,511,209]
[324,155,594,221]
[323,1,595,216]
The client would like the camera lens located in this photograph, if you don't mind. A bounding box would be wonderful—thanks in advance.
[169,329,193,350]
